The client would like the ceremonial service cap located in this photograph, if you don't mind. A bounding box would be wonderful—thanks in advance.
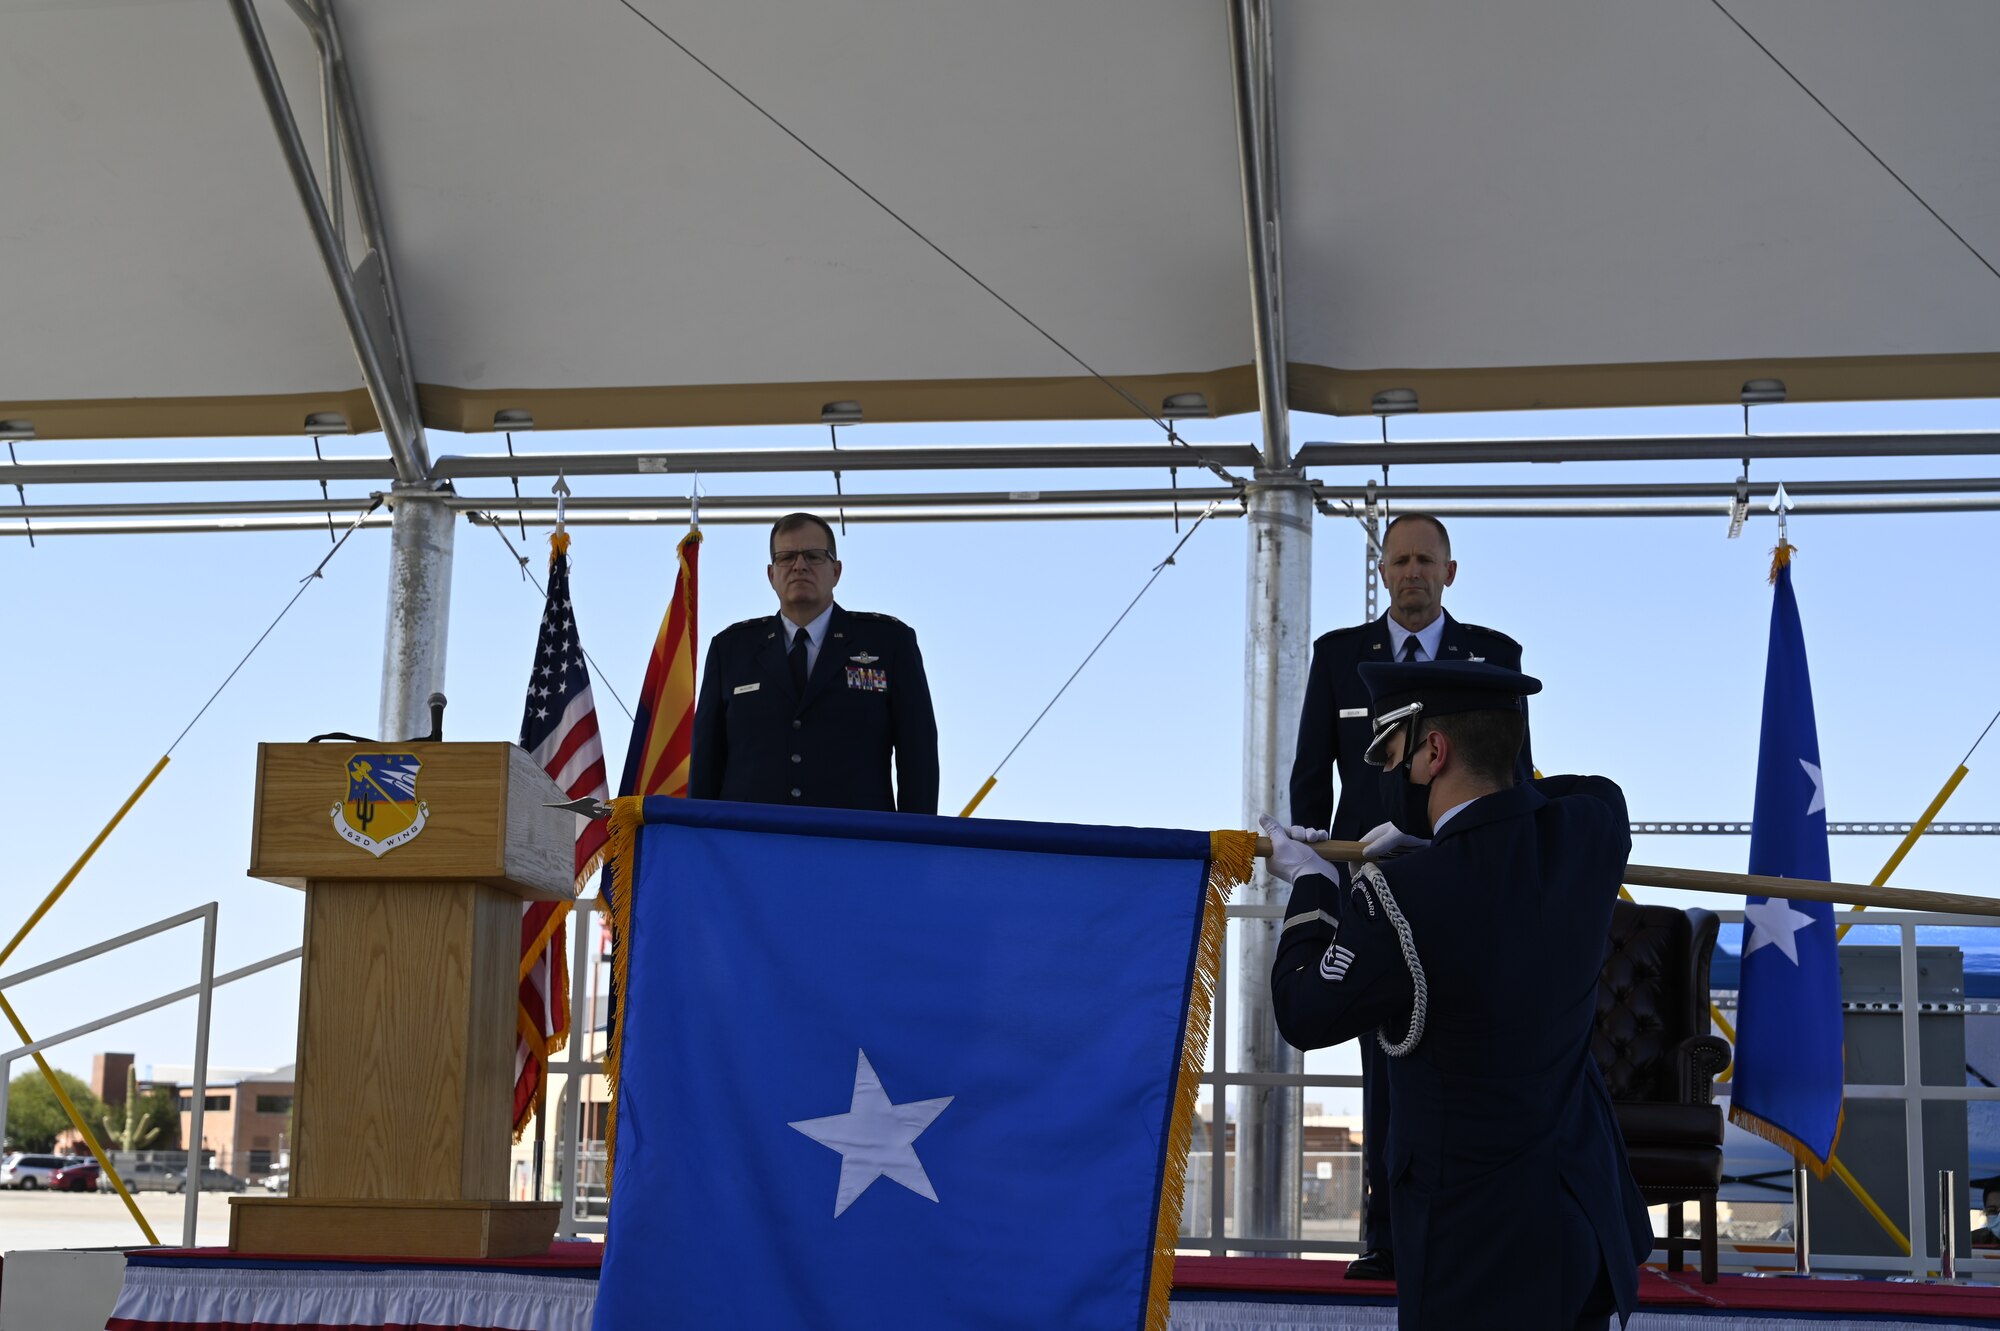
[1358,659,1542,765]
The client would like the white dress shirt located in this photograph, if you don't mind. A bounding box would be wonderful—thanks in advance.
[780,604,835,677]
[1386,613,1446,662]
[1432,796,1477,836]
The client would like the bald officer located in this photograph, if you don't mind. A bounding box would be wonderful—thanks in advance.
[1263,661,1649,1331]
[690,513,939,814]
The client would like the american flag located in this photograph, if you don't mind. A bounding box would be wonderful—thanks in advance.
[514,530,608,1136]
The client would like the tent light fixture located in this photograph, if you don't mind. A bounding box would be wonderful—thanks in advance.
[493,409,535,430]
[0,421,33,441]
[1160,393,1210,420]
[302,412,349,433]
[821,401,864,426]
[1371,388,1419,416]
[1741,379,1786,405]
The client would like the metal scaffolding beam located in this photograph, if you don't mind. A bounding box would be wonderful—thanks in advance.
[15,489,2000,536]
[228,0,452,742]
[1228,0,1303,1251]
[11,437,2000,490]
[1294,432,2000,468]
[18,475,2000,515]
[226,0,426,483]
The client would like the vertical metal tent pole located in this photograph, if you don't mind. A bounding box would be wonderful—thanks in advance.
[1236,478,1311,1249]
[228,0,449,740]
[1227,0,1306,1252]
[377,486,455,740]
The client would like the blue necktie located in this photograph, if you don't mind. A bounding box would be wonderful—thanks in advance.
[790,630,810,695]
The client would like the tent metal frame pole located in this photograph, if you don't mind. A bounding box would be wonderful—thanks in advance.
[314,0,427,464]
[1228,0,1290,472]
[12,435,2000,489]
[230,0,454,748]
[377,484,456,741]
[1294,432,2000,467]
[225,0,426,483]
[1229,0,1304,1252]
[16,491,2000,536]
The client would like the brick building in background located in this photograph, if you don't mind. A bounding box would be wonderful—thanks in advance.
[175,1065,294,1178]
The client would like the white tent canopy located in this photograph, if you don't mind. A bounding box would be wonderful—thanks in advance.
[6,0,1998,443]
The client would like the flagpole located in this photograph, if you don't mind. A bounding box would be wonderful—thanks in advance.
[1257,838,2000,919]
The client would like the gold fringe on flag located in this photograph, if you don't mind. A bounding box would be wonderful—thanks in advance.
[1146,829,1255,1331]
[575,844,609,896]
[1768,538,1797,584]
[1728,1097,1844,1182]
[519,903,571,983]
[598,795,646,1195]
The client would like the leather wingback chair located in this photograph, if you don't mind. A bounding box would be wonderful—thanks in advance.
[1595,901,1732,1282]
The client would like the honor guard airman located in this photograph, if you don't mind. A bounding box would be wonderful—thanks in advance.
[690,513,939,814]
[1265,660,1650,1331]
[1287,513,1533,1281]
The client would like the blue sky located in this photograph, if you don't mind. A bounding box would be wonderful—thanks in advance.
[5,395,1999,1114]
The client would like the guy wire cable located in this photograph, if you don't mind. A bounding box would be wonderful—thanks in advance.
[164,494,384,758]
[609,0,1245,487]
[959,501,1224,816]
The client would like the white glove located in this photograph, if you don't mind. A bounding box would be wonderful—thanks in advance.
[1259,815,1331,886]
[1287,825,1331,844]
[1360,820,1429,861]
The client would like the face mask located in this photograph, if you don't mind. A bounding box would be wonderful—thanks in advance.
[1985,1212,2000,1238]
[1376,739,1435,839]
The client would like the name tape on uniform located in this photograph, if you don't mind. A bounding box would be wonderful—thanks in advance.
[1339,707,1369,719]
[734,682,761,695]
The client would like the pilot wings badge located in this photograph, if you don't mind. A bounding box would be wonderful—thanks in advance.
[330,752,430,857]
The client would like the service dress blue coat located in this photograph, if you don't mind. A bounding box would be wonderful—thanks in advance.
[1271,776,1653,1330]
[1289,612,1530,837]
[689,604,939,814]
[1287,610,1534,1254]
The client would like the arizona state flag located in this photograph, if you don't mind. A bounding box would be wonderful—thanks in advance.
[617,529,702,799]
[1729,541,1844,1172]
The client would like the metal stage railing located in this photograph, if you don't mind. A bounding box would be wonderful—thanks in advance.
[0,904,300,1247]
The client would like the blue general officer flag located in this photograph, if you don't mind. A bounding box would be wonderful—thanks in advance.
[592,797,1238,1331]
[1729,545,1844,1171]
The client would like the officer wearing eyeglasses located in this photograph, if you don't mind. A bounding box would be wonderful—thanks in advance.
[690,512,940,813]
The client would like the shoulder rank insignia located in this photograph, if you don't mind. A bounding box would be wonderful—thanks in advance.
[331,752,429,857]
[1319,943,1356,983]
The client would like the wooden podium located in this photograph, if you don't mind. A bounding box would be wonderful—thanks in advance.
[232,741,575,1257]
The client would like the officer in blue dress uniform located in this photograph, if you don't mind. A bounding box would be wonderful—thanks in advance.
[1288,513,1532,1281]
[690,513,939,814]
[1264,660,1649,1331]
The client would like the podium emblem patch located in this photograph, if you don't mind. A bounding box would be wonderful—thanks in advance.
[330,752,429,857]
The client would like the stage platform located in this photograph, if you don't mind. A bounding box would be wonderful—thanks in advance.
[71,1245,2000,1330]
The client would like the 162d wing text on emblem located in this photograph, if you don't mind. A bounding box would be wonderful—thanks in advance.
[330,752,430,857]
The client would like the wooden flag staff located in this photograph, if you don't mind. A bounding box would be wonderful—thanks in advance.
[1252,838,2000,920]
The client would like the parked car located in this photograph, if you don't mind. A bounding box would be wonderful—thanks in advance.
[259,1171,289,1194]
[191,1166,246,1193]
[100,1159,184,1193]
[0,1152,81,1189]
[48,1160,101,1192]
